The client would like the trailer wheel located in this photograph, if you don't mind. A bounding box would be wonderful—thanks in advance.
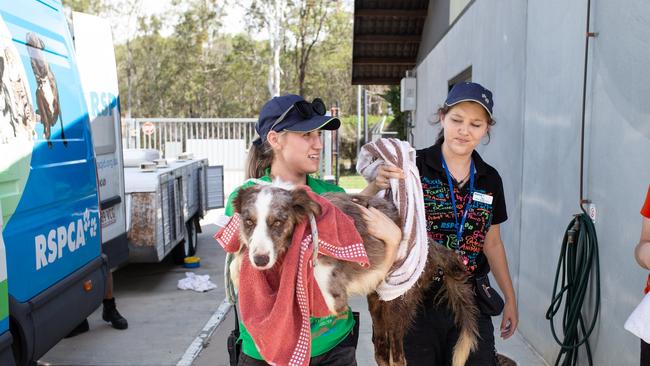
[186,218,198,256]
[172,217,198,264]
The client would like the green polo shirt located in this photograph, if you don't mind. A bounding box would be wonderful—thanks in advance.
[224,170,355,360]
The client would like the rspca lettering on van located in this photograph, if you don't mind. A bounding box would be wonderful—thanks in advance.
[34,209,98,270]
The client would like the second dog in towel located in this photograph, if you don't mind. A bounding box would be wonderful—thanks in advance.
[229,183,478,366]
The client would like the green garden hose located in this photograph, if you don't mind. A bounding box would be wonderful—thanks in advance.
[546,210,600,366]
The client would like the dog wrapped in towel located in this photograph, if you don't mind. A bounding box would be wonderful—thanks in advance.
[216,182,478,366]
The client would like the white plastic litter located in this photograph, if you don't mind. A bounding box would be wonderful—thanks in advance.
[624,291,650,343]
[177,272,217,293]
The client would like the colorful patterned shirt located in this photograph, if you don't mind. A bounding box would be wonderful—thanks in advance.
[416,143,507,275]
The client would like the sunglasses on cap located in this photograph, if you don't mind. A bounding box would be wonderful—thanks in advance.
[269,98,327,131]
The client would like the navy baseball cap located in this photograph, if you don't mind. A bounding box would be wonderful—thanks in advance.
[445,82,494,118]
[253,94,340,145]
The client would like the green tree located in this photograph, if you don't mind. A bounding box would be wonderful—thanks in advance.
[61,0,106,13]
[287,0,330,96]
[247,0,289,97]
[380,85,407,141]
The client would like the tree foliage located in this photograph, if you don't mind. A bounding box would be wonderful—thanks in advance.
[62,0,107,13]
[381,85,408,141]
[107,0,358,119]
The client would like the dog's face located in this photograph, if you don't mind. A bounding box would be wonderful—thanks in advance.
[233,184,321,270]
[25,33,48,78]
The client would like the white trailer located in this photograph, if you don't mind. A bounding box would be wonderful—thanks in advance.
[124,152,224,263]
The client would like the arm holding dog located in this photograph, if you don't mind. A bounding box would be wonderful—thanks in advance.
[483,224,518,339]
[356,204,402,270]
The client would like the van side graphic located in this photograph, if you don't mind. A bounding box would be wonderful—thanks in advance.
[26,32,66,148]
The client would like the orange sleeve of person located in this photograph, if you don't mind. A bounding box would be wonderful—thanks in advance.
[642,185,650,218]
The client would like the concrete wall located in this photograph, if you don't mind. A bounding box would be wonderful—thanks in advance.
[413,0,650,364]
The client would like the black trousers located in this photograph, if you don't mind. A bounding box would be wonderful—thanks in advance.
[403,287,497,366]
[641,339,650,366]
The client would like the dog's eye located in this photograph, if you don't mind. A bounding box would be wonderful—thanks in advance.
[272,221,282,228]
[245,219,254,227]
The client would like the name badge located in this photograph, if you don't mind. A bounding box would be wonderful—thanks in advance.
[472,192,493,205]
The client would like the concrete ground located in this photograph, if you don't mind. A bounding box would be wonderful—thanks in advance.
[39,208,548,366]
[39,217,228,366]
[193,296,548,366]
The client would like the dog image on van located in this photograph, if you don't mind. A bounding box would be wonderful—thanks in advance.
[26,32,66,148]
[0,42,35,144]
[5,47,36,139]
[228,183,478,366]
[0,52,18,142]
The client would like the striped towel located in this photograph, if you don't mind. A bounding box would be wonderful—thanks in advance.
[356,138,428,301]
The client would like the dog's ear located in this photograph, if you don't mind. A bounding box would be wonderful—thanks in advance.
[292,188,321,219]
[232,185,258,214]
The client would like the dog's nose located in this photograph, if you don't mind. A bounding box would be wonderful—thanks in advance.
[253,254,270,267]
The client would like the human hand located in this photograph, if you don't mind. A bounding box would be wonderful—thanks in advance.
[500,300,519,340]
[373,165,405,190]
[356,204,401,262]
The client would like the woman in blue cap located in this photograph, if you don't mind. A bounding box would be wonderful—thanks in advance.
[223,94,403,366]
[405,82,518,365]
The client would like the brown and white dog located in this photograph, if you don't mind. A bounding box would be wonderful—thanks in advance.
[230,183,478,366]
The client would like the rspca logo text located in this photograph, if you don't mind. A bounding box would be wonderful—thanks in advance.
[34,209,98,270]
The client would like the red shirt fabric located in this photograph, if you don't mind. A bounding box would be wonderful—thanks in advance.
[642,186,650,218]
[642,186,650,294]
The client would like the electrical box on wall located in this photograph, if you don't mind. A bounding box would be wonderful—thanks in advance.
[400,76,416,112]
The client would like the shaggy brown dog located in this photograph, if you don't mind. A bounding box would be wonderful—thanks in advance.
[231,184,478,366]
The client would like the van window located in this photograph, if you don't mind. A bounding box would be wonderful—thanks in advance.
[89,92,117,154]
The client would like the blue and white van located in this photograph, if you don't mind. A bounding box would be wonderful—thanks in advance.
[0,1,108,365]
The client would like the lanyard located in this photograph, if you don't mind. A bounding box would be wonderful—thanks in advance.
[441,156,475,244]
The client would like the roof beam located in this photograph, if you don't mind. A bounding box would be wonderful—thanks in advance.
[353,57,415,65]
[352,77,402,85]
[354,34,422,43]
[355,9,427,18]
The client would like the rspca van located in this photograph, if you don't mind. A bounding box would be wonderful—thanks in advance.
[0,1,107,365]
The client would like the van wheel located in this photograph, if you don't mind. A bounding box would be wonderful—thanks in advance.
[10,318,27,366]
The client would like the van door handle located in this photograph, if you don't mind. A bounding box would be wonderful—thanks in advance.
[100,195,122,210]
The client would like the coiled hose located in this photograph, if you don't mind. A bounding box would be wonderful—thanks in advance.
[546,210,600,366]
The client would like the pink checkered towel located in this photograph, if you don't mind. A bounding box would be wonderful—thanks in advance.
[214,186,368,366]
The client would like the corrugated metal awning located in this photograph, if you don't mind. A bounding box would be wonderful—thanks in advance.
[352,0,429,85]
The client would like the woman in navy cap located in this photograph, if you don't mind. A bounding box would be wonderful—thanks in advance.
[405,82,518,365]
[223,94,402,365]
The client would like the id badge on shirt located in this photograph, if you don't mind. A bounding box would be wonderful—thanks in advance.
[472,192,493,205]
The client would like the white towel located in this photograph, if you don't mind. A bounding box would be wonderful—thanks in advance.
[177,272,217,292]
[624,291,650,343]
[356,138,428,301]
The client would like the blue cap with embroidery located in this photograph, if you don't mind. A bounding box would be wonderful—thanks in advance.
[253,94,340,145]
[445,82,494,118]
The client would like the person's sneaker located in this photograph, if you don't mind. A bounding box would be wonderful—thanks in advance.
[102,298,128,330]
[64,319,89,338]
